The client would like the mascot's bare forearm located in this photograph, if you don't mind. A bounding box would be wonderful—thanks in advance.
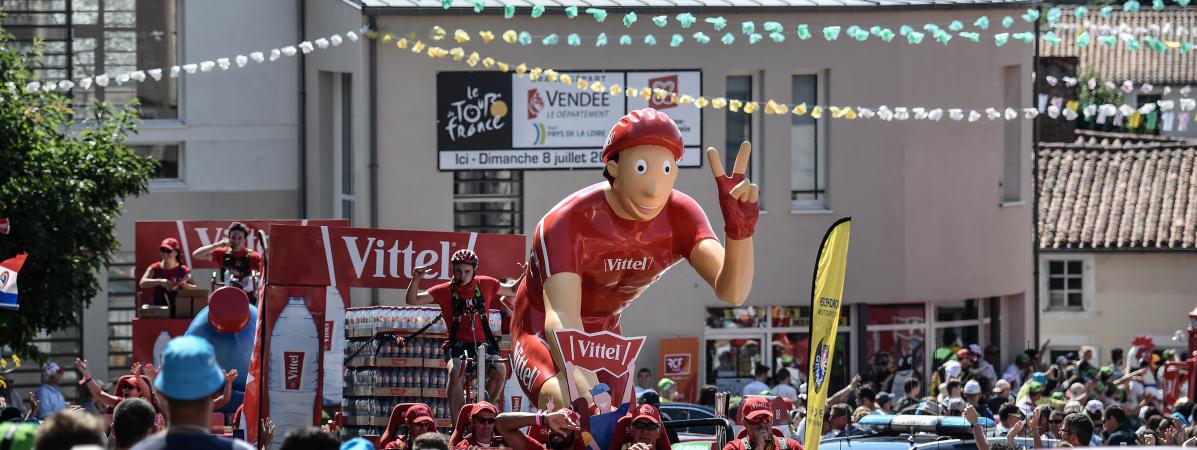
[541,274,591,409]
[690,237,754,305]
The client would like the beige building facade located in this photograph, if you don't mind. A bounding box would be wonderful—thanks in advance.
[1037,132,1197,364]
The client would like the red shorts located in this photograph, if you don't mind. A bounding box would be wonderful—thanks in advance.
[510,305,557,404]
[509,301,622,406]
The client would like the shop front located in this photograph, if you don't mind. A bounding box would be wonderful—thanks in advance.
[703,298,1004,395]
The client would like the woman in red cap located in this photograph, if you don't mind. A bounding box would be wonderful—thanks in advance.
[139,237,195,306]
[510,108,760,410]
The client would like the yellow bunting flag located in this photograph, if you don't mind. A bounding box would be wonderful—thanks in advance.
[804,218,853,450]
[792,103,808,116]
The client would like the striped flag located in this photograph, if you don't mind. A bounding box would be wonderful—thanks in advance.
[0,253,28,311]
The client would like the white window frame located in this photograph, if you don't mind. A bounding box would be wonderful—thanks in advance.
[332,73,354,222]
[133,142,186,190]
[1038,254,1096,318]
[790,70,830,213]
[724,72,764,211]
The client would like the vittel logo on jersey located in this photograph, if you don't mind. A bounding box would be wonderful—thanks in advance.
[284,352,304,390]
[603,256,653,272]
[511,341,541,391]
[341,237,461,280]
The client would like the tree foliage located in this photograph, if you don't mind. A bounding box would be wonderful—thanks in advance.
[0,22,156,361]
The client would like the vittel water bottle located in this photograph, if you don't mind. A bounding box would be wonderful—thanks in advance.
[268,297,319,450]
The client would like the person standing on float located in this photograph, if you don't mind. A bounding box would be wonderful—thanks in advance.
[511,108,759,410]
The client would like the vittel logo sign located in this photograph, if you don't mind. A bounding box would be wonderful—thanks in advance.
[284,352,304,390]
[341,237,471,280]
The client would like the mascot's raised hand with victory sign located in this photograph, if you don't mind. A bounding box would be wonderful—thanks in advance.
[510,108,759,409]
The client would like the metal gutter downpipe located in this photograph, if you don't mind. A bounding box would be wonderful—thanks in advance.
[368,14,380,306]
[298,0,308,219]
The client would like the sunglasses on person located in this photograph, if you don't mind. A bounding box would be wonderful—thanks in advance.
[1049,419,1064,424]
[632,421,661,431]
[474,416,496,425]
[159,248,173,254]
[746,417,773,426]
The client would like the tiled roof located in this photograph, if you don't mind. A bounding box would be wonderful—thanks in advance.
[1037,130,1197,250]
[1040,7,1197,85]
[360,0,1034,12]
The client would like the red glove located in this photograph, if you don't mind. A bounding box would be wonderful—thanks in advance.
[716,173,759,240]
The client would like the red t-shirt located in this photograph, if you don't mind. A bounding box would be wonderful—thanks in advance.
[147,261,191,305]
[722,436,803,450]
[516,182,717,334]
[210,248,263,273]
[453,434,504,449]
[429,276,501,343]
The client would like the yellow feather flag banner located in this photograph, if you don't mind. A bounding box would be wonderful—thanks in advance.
[804,217,852,450]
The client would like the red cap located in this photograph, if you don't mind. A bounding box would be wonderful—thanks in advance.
[406,404,435,424]
[601,108,683,162]
[160,237,181,253]
[208,287,251,334]
[630,403,662,425]
[470,401,499,419]
[740,396,774,422]
[956,348,973,360]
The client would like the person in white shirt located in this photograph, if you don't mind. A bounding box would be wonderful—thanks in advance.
[771,369,799,403]
[635,368,657,398]
[742,365,770,397]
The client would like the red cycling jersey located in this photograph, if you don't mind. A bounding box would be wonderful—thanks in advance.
[511,182,717,402]
[428,276,501,343]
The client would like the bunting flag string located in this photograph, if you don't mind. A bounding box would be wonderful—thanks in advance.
[373,30,1197,129]
[0,27,367,99]
[415,1,1197,52]
[435,22,1196,54]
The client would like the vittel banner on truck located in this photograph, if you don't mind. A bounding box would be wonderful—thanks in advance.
[265,225,526,288]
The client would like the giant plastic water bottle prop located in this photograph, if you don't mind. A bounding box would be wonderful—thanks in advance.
[185,286,258,414]
[267,296,320,450]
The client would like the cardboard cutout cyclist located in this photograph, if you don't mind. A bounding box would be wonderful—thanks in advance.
[512,108,759,410]
[407,249,522,424]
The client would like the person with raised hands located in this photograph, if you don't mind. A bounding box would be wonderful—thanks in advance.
[495,409,582,450]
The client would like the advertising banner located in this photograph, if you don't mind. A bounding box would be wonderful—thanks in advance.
[804,218,852,450]
[1162,361,1188,412]
[658,337,699,403]
[245,285,349,449]
[131,319,192,369]
[265,225,526,288]
[437,70,703,170]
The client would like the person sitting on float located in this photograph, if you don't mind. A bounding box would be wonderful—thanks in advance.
[450,401,502,449]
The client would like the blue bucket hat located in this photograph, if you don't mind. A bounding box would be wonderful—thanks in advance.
[1030,371,1048,385]
[341,437,376,450]
[154,336,225,401]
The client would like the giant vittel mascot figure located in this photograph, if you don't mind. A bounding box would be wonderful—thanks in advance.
[511,108,759,409]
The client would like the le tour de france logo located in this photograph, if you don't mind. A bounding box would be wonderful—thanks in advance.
[444,84,509,143]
